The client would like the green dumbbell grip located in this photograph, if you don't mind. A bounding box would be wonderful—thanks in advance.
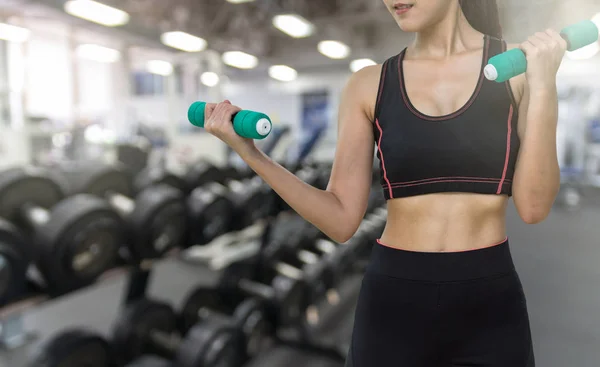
[188,101,272,139]
[485,20,599,83]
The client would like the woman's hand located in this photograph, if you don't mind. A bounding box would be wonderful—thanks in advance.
[520,29,567,90]
[204,100,258,157]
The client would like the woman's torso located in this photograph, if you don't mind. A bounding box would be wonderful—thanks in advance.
[365,35,524,252]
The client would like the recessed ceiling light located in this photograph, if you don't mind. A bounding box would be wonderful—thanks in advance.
[318,40,351,59]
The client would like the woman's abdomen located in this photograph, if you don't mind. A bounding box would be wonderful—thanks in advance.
[380,192,509,252]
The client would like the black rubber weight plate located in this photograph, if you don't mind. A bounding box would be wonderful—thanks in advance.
[0,218,30,306]
[125,356,172,367]
[185,160,228,188]
[134,167,187,194]
[186,184,235,247]
[180,286,231,334]
[28,328,115,367]
[175,318,239,367]
[0,167,65,224]
[64,163,134,197]
[112,299,178,363]
[35,194,124,295]
[129,185,187,259]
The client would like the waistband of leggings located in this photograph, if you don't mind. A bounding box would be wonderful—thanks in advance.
[368,238,516,282]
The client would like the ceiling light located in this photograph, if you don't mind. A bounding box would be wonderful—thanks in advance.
[64,0,129,27]
[226,0,255,3]
[272,14,314,38]
[201,72,220,87]
[269,65,297,82]
[76,44,120,63]
[161,31,207,52]
[350,58,376,72]
[318,40,350,59]
[0,23,30,42]
[147,60,173,76]
[566,42,599,60]
[222,51,258,69]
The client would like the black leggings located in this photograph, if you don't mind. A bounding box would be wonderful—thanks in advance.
[345,239,535,367]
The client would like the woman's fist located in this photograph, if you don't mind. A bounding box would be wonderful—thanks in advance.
[520,29,567,89]
[203,100,257,156]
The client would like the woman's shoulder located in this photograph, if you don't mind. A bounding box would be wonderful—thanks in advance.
[346,64,385,121]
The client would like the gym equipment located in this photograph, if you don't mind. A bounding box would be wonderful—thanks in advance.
[218,261,308,328]
[60,164,187,261]
[314,208,388,283]
[28,328,115,367]
[0,167,124,296]
[186,174,275,247]
[112,298,239,367]
[186,183,236,247]
[485,20,600,82]
[0,219,30,306]
[117,141,151,178]
[180,287,274,363]
[133,167,188,195]
[188,101,272,139]
[260,214,335,304]
[125,356,171,366]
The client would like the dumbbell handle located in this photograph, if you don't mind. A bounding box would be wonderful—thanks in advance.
[239,278,276,301]
[197,307,230,323]
[188,101,272,139]
[20,203,50,228]
[485,20,599,82]
[106,191,135,217]
[148,329,181,357]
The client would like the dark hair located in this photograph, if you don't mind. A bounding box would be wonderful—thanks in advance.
[459,0,503,39]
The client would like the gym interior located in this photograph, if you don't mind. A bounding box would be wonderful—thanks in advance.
[0,0,599,366]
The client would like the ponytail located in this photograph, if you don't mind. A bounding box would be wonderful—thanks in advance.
[459,0,503,39]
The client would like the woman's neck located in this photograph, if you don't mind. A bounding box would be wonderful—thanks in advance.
[411,6,482,59]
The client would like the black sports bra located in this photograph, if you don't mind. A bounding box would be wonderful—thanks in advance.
[374,35,520,200]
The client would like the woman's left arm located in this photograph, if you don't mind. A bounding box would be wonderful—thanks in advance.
[511,29,567,224]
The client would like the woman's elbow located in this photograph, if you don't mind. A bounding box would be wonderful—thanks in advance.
[515,200,552,224]
[327,221,362,244]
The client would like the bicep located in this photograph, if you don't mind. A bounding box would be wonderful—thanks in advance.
[327,70,377,221]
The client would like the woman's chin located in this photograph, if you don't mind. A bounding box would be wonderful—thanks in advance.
[396,20,423,33]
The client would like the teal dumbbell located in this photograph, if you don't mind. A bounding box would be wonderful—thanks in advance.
[484,20,599,83]
[188,101,272,139]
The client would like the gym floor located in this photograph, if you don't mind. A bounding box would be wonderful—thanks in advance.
[2,201,599,366]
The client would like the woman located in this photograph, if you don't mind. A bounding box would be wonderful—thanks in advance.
[204,1,565,365]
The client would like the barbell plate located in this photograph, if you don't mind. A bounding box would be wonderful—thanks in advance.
[185,160,228,189]
[232,298,274,359]
[112,299,178,364]
[0,218,30,306]
[28,328,115,367]
[186,184,235,247]
[62,163,134,198]
[179,286,231,335]
[175,319,239,367]
[129,185,187,260]
[134,167,187,194]
[0,167,65,225]
[125,356,172,366]
[34,194,124,296]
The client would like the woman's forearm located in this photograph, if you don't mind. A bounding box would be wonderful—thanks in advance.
[240,148,355,242]
[513,87,561,221]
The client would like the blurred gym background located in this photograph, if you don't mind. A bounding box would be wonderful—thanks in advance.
[0,0,598,366]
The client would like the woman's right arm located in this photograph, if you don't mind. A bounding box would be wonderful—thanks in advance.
[236,66,381,242]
